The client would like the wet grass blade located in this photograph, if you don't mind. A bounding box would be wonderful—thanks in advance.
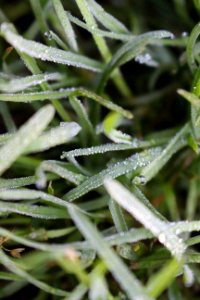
[0,22,103,72]
[0,105,54,176]
[69,205,154,300]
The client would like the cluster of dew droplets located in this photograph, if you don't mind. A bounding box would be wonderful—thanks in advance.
[158,231,186,260]
[135,53,159,67]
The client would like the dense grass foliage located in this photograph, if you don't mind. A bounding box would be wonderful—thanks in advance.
[0,0,200,299]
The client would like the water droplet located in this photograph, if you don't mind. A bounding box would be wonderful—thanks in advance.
[159,233,166,243]
[44,31,52,40]
[181,32,188,37]
[134,175,146,185]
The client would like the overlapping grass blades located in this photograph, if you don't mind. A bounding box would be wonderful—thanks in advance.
[0,0,200,299]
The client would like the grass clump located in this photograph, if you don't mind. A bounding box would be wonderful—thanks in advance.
[0,0,200,299]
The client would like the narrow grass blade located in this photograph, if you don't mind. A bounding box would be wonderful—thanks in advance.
[133,123,190,185]
[0,201,67,219]
[0,226,152,254]
[67,12,131,41]
[0,188,75,211]
[109,199,128,233]
[178,89,200,107]
[69,96,95,139]
[0,105,55,176]
[186,179,198,220]
[104,179,186,259]
[36,160,85,188]
[75,0,131,97]
[98,30,174,91]
[187,22,200,72]
[0,88,132,119]
[0,73,62,93]
[86,0,129,33]
[61,137,168,160]
[69,205,154,300]
[0,22,103,72]
[63,147,162,202]
[29,0,56,47]
[52,0,78,51]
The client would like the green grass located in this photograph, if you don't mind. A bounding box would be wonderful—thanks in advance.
[0,0,200,299]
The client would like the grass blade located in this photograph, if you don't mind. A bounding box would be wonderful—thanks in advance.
[25,122,81,153]
[69,205,154,300]
[187,22,200,72]
[36,160,85,188]
[98,30,174,91]
[52,0,78,51]
[104,179,186,259]
[0,201,67,219]
[0,105,54,176]
[86,0,129,33]
[63,147,162,201]
[0,22,103,72]
[0,73,62,93]
[133,123,190,185]
[0,88,133,119]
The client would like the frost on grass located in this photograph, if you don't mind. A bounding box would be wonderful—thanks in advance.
[104,179,186,260]
[0,22,103,72]
[0,105,55,176]
[64,147,162,201]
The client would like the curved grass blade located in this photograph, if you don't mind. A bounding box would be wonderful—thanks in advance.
[0,188,75,211]
[133,123,190,185]
[0,73,62,93]
[61,137,168,160]
[98,30,174,92]
[0,201,67,219]
[187,22,200,73]
[52,0,78,51]
[104,179,186,260]
[86,0,129,33]
[178,89,200,107]
[0,22,103,72]
[69,96,95,140]
[0,88,133,119]
[63,147,162,202]
[36,160,85,188]
[67,12,131,41]
[0,105,55,176]
[75,0,131,98]
[69,205,154,300]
